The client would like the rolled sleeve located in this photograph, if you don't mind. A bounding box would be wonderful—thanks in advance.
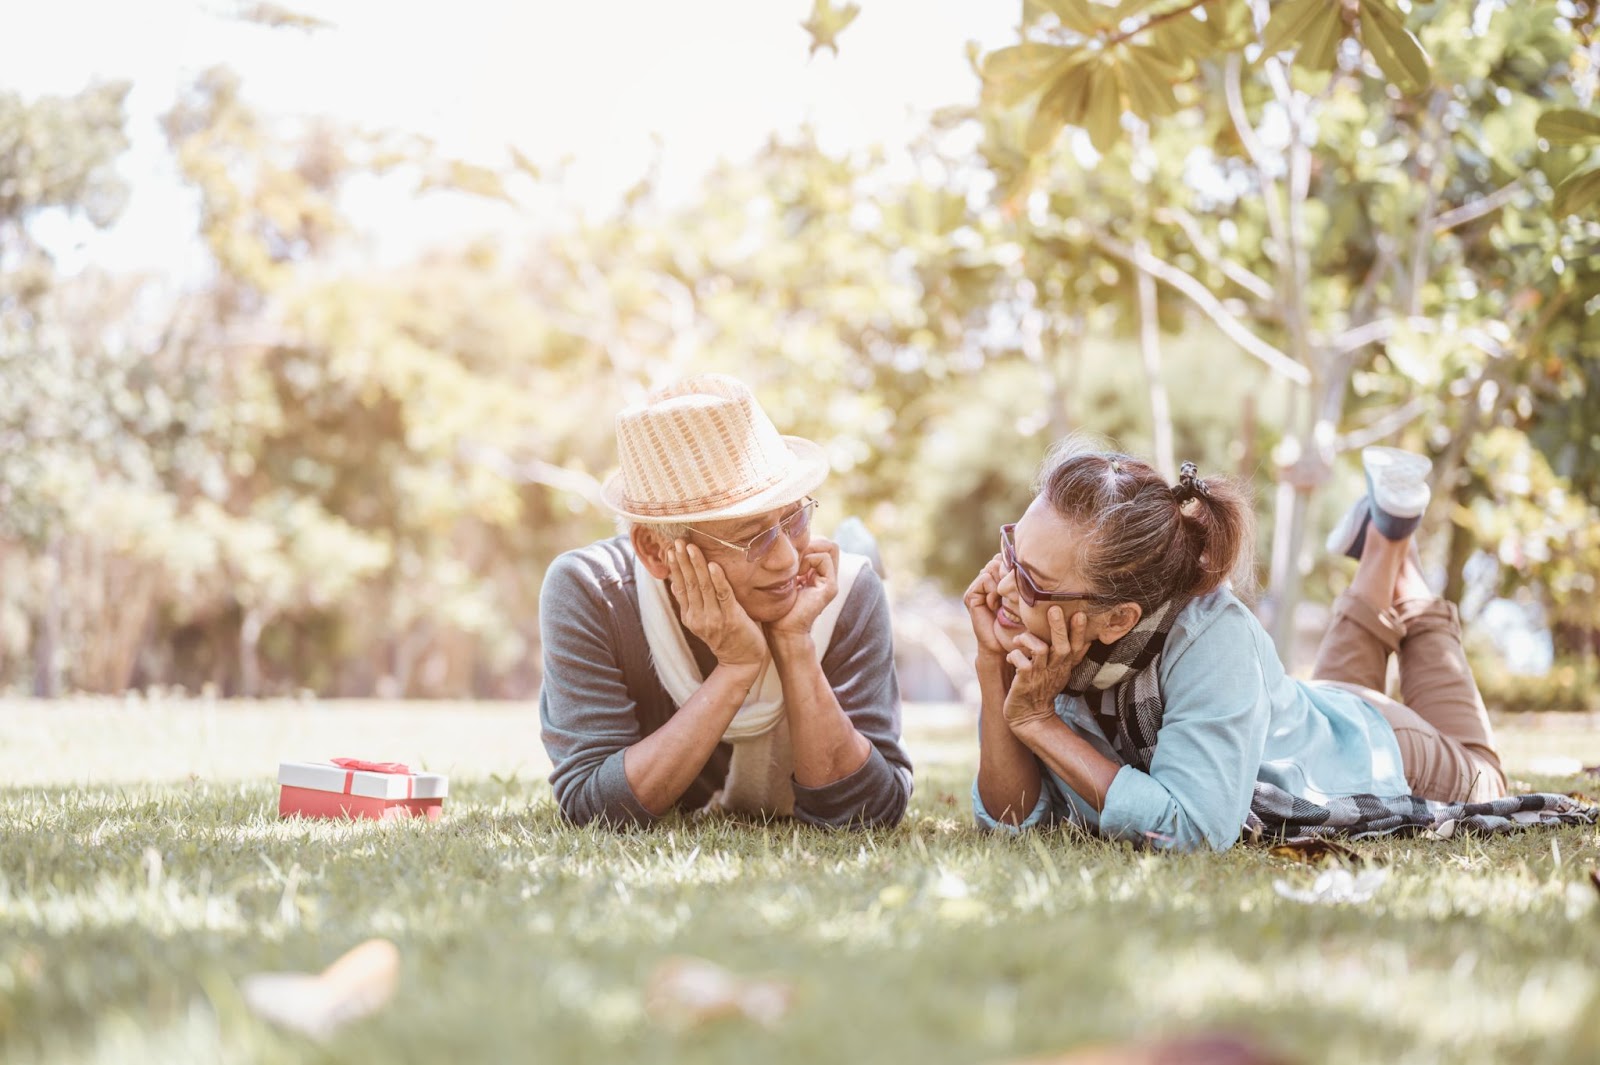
[1097,765,1186,845]
[793,746,911,829]
[572,749,656,829]
[539,552,660,828]
[971,776,1052,833]
[793,565,913,829]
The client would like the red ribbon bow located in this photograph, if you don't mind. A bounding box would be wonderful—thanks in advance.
[331,758,412,775]
[330,758,414,798]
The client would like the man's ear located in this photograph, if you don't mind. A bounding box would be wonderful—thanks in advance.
[1098,602,1144,644]
[630,525,673,580]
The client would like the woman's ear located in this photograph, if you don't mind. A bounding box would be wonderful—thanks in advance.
[630,525,672,580]
[1098,602,1144,644]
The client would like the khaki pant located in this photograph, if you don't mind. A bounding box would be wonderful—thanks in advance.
[1310,594,1507,803]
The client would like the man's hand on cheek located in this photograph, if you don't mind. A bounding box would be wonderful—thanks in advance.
[766,537,841,640]
[667,541,767,668]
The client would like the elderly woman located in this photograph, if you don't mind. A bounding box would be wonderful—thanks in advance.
[967,439,1507,851]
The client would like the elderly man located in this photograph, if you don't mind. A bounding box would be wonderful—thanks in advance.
[538,374,912,828]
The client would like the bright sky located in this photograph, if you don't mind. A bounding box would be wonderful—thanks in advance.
[2,0,1018,277]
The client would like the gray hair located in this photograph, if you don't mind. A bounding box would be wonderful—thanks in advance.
[621,518,692,546]
[1035,433,1255,610]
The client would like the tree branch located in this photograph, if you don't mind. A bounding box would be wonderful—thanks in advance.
[1333,397,1428,453]
[1104,0,1218,47]
[1328,316,1508,360]
[1327,315,1435,357]
[1274,59,1313,368]
[1406,92,1448,316]
[1349,236,1398,327]
[1155,207,1276,302]
[1092,231,1311,384]
[1224,54,1291,273]
[457,443,606,509]
[1433,179,1524,234]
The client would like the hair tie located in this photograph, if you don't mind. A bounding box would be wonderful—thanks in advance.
[1173,461,1209,504]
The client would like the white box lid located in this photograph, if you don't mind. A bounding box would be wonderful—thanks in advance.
[278,761,448,800]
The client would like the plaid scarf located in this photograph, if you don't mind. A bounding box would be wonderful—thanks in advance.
[1065,598,1597,843]
[1062,597,1188,765]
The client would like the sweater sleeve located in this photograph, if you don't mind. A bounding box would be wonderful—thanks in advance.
[790,566,914,829]
[1095,606,1270,851]
[538,551,657,828]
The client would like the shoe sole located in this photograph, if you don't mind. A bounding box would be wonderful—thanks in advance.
[1362,447,1430,541]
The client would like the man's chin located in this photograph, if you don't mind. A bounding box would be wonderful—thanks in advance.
[741,590,798,626]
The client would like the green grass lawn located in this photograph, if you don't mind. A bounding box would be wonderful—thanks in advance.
[4,700,1600,1064]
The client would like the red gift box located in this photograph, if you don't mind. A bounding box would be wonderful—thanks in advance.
[278,758,448,822]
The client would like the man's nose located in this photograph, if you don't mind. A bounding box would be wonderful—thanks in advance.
[763,528,800,570]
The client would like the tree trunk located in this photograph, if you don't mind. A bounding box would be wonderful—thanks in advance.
[1238,393,1258,479]
[239,606,264,697]
[1442,503,1474,607]
[1136,255,1176,479]
[1265,381,1316,666]
[32,535,62,698]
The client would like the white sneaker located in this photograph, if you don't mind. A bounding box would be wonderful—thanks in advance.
[1362,446,1431,541]
[1325,496,1371,560]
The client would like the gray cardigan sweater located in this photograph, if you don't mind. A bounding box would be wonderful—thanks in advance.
[538,536,912,829]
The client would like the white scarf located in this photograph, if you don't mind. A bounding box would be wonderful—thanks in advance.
[635,549,867,816]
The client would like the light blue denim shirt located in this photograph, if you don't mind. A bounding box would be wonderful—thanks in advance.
[971,587,1408,851]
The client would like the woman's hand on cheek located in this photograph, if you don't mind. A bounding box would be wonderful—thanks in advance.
[962,553,1007,662]
[1002,607,1090,738]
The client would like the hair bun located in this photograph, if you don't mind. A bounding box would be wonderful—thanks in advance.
[1172,461,1209,504]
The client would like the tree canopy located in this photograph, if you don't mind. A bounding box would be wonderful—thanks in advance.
[2,0,1597,697]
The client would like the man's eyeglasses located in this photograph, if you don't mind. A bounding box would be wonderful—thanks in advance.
[1000,523,1118,608]
[690,498,819,563]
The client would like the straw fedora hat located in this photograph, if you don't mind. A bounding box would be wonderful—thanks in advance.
[601,374,830,524]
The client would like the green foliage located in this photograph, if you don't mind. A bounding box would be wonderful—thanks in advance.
[1475,656,1600,715]
[1356,0,1430,92]
[5,2,1600,693]
[992,0,1442,158]
[1535,108,1600,147]
[801,0,860,56]
[229,1,335,32]
[0,81,130,228]
[972,0,1600,662]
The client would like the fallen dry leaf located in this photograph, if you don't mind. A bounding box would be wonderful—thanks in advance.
[998,1032,1292,1065]
[1266,837,1365,865]
[241,938,400,1040]
[645,955,794,1029]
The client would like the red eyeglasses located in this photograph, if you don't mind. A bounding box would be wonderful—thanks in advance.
[1000,524,1119,608]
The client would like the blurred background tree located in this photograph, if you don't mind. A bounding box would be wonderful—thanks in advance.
[0,0,1596,707]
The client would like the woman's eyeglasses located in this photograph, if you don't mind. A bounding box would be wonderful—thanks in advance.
[690,499,819,563]
[1000,523,1117,608]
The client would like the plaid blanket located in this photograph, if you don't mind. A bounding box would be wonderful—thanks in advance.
[1243,783,1595,842]
[1065,599,1597,843]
